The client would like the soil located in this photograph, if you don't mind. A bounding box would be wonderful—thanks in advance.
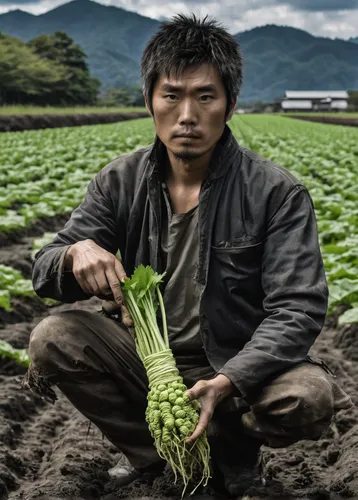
[0,112,149,133]
[0,222,357,500]
[286,115,358,127]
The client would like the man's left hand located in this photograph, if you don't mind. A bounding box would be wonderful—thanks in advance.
[185,374,234,444]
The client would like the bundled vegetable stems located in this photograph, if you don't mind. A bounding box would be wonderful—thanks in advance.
[121,265,211,496]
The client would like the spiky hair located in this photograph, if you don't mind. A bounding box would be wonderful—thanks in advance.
[141,14,243,115]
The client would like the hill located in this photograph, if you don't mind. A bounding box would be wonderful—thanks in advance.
[0,0,160,90]
[0,1,358,102]
[236,25,358,102]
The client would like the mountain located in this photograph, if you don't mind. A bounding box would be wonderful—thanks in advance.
[0,0,160,89]
[0,1,358,102]
[349,37,358,44]
[236,25,358,102]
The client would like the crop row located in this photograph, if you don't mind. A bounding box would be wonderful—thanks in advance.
[0,118,155,232]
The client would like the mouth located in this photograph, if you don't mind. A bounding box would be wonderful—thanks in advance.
[174,134,200,139]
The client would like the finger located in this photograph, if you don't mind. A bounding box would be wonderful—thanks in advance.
[113,260,133,326]
[85,273,100,295]
[106,269,133,327]
[75,271,96,295]
[72,263,94,294]
[94,270,113,297]
[186,404,214,444]
[121,305,134,328]
[101,299,122,315]
[107,274,124,306]
[114,258,127,282]
[185,380,207,401]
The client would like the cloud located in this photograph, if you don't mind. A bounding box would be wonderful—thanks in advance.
[0,0,63,12]
[137,0,358,11]
[0,0,357,39]
[282,0,358,11]
[0,0,40,3]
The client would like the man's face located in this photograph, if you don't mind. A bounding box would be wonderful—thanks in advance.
[148,64,235,161]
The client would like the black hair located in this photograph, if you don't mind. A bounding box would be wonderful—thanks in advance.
[141,14,243,117]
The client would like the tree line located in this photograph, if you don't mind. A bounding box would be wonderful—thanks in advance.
[0,30,100,105]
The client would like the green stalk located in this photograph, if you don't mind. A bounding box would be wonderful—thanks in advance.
[139,295,158,353]
[157,286,169,349]
[127,290,152,357]
[142,293,166,352]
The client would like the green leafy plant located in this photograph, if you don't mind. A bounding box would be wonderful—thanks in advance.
[0,340,30,367]
[122,265,211,496]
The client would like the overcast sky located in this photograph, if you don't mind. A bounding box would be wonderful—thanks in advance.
[0,0,358,39]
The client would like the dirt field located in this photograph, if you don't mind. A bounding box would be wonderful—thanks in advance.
[1,219,358,500]
[286,115,358,127]
[0,112,149,132]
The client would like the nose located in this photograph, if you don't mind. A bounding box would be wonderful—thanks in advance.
[178,98,198,126]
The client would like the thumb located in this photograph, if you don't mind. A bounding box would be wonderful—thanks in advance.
[185,380,207,401]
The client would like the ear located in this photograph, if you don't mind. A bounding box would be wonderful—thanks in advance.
[145,96,153,117]
[226,99,237,122]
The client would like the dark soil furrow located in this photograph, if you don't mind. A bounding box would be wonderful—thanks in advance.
[0,214,70,250]
[0,112,149,133]
[287,115,358,128]
[7,397,116,500]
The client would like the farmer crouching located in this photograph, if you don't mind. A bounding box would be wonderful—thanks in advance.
[23,14,352,497]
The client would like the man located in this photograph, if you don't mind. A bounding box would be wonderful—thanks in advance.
[24,14,352,497]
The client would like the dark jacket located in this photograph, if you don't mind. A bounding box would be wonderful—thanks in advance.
[32,125,328,400]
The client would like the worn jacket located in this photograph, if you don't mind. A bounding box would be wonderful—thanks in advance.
[32,125,328,400]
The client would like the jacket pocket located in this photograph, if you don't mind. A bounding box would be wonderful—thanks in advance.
[207,239,265,343]
[210,240,264,298]
[212,239,263,253]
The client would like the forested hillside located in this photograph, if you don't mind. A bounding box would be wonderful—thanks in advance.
[0,30,99,105]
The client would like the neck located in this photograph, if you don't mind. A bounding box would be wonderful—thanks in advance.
[166,146,215,186]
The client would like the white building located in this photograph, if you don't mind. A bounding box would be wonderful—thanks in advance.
[281,91,349,112]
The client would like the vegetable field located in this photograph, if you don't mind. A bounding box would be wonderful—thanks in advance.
[1,116,358,500]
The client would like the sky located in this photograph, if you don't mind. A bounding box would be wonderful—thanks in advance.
[0,0,358,40]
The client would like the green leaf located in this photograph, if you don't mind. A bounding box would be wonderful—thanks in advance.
[338,307,358,326]
[328,279,358,313]
[0,340,30,367]
[0,290,12,311]
[122,265,165,303]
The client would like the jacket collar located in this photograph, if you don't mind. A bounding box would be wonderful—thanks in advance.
[148,124,240,182]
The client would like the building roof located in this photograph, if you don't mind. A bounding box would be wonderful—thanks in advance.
[284,91,349,99]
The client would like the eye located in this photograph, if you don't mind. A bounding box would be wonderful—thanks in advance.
[165,94,178,101]
[199,95,214,102]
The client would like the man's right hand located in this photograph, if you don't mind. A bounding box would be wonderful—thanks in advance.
[65,239,133,327]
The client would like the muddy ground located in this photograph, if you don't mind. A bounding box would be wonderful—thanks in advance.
[0,219,358,500]
[286,115,358,127]
[0,112,149,133]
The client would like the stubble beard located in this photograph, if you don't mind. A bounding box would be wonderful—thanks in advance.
[172,148,202,161]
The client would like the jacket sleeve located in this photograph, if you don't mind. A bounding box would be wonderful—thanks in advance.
[218,185,329,400]
[32,168,121,303]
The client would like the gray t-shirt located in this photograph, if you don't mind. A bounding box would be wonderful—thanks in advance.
[160,183,208,368]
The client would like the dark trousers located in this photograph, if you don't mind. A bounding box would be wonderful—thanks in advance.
[24,310,352,470]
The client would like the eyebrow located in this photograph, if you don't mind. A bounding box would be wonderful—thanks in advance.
[160,83,217,93]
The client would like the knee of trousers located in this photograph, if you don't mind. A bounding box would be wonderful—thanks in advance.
[28,312,82,374]
[251,363,335,428]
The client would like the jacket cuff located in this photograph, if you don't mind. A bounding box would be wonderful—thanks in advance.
[58,245,73,296]
[217,363,247,400]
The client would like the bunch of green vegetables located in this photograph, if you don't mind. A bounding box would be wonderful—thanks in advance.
[121,265,211,496]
